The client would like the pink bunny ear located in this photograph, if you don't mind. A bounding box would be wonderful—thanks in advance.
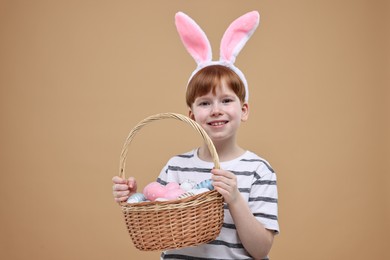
[220,11,260,64]
[175,12,212,65]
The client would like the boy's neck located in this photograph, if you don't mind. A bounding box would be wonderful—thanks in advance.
[198,142,245,163]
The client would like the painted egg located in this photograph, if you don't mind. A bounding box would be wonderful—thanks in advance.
[178,191,195,199]
[143,182,166,201]
[195,179,214,190]
[126,193,146,203]
[166,182,180,190]
[164,188,185,200]
[180,180,196,191]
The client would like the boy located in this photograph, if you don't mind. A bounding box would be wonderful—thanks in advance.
[113,11,279,259]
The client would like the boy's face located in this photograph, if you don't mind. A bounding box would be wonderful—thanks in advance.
[188,81,249,144]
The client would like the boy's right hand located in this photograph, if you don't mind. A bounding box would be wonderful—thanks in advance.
[112,176,137,202]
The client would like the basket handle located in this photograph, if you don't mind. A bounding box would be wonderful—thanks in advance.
[119,112,220,179]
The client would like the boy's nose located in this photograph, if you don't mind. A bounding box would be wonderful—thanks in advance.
[210,103,223,116]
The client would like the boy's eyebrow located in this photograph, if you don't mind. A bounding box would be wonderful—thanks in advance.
[220,93,237,98]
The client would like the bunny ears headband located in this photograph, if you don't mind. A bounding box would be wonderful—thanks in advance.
[175,11,260,102]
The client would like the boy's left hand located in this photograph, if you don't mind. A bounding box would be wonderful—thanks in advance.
[211,168,240,204]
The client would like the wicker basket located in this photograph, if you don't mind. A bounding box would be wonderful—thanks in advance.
[119,112,224,251]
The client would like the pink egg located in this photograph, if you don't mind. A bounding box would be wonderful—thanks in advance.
[164,188,185,200]
[166,182,180,190]
[143,182,166,201]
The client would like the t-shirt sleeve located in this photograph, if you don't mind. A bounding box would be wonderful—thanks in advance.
[249,162,280,234]
[156,163,169,185]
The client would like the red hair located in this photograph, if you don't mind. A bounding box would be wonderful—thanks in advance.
[186,65,246,107]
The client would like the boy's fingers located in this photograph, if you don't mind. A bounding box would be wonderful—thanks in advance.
[112,176,127,184]
[128,177,137,189]
[211,168,228,176]
[112,184,128,191]
[211,168,220,175]
[114,190,130,197]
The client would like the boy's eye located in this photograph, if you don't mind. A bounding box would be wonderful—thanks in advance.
[222,98,233,104]
[198,101,210,106]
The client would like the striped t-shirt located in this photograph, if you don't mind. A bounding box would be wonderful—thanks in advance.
[158,148,279,260]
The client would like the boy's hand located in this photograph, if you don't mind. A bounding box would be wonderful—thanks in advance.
[211,169,240,204]
[112,176,137,202]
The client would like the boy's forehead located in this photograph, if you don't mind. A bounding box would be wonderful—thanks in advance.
[196,83,236,97]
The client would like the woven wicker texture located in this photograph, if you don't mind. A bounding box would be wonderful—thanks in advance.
[119,113,224,251]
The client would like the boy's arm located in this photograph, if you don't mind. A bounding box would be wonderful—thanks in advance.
[228,194,275,259]
[211,169,275,259]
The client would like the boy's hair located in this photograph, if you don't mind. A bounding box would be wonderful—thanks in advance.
[186,65,246,107]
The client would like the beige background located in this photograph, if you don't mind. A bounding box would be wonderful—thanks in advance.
[1,0,389,259]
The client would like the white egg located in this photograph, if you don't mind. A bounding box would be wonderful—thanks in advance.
[189,188,210,195]
[155,198,169,202]
[180,180,196,191]
[126,193,146,203]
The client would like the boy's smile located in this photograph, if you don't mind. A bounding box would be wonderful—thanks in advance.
[208,120,228,127]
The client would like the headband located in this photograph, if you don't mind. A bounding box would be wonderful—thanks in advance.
[175,11,260,102]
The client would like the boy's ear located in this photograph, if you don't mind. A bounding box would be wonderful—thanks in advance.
[241,102,249,122]
[188,109,195,121]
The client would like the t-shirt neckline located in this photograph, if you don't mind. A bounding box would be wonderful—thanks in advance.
[193,147,250,168]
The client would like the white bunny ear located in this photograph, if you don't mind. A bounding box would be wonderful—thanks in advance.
[175,12,212,65]
[220,11,260,64]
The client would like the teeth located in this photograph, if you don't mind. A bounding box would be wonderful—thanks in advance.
[210,121,226,126]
